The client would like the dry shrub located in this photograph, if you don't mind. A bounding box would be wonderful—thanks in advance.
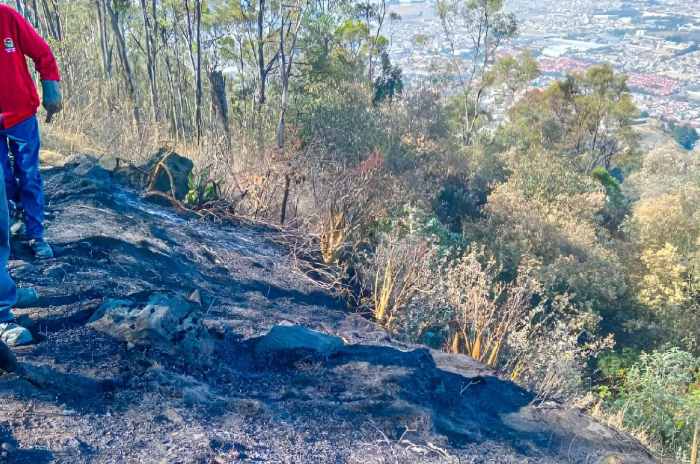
[320,204,350,265]
[506,305,614,401]
[391,246,614,401]
[444,248,535,367]
[366,232,437,327]
[307,147,404,261]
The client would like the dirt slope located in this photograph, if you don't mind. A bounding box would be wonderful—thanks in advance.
[0,155,657,463]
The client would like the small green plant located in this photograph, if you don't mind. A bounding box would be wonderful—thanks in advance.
[185,167,221,208]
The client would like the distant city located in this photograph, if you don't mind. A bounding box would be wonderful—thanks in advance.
[387,0,700,128]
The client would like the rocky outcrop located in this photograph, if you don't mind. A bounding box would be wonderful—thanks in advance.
[88,293,214,362]
[93,148,194,204]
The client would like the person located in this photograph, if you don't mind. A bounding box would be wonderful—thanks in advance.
[0,4,62,259]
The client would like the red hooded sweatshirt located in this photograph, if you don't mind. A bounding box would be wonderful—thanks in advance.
[0,4,60,129]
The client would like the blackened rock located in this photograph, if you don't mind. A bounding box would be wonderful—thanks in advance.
[144,149,194,202]
[255,324,344,362]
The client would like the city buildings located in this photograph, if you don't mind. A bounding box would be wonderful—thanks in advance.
[387,0,700,128]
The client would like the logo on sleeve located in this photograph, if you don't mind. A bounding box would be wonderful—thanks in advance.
[4,38,16,53]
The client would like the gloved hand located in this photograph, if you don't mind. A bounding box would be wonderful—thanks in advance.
[41,80,62,123]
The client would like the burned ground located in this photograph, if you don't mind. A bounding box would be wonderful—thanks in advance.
[0,156,656,463]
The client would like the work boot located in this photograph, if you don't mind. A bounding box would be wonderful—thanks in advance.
[29,239,54,259]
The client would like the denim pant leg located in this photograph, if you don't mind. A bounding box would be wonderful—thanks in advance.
[6,117,44,240]
[0,137,17,317]
[0,134,19,206]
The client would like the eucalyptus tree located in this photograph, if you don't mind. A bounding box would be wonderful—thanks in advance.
[437,0,517,144]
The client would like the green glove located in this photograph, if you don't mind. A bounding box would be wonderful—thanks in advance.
[41,80,63,123]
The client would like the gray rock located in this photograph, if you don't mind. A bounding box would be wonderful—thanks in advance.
[88,293,213,362]
[15,288,39,308]
[255,325,344,359]
[0,323,33,347]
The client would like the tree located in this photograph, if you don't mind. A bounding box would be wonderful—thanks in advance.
[437,0,517,144]
[139,0,159,122]
[505,65,638,173]
[372,51,403,106]
[275,0,306,149]
[104,0,142,127]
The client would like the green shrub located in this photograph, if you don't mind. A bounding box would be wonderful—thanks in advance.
[607,348,700,460]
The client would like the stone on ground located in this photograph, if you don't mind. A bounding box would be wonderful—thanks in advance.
[88,293,213,362]
[15,288,39,309]
[0,324,32,347]
[255,324,344,360]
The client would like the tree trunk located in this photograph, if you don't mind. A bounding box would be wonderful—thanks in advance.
[105,0,142,128]
[139,0,159,121]
[161,43,181,140]
[275,0,304,150]
[184,0,203,140]
[280,174,291,224]
[39,0,61,41]
[367,0,386,83]
[15,1,25,18]
[209,70,230,142]
[29,0,41,32]
[95,0,112,79]
[194,0,203,142]
[256,0,268,106]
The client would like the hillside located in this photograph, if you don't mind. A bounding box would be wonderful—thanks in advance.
[0,154,657,463]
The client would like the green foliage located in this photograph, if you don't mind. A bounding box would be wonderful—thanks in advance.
[591,166,627,228]
[623,146,700,351]
[296,82,380,162]
[372,52,404,106]
[472,151,628,313]
[486,51,540,96]
[431,175,485,232]
[606,348,700,459]
[185,168,220,208]
[597,348,641,387]
[503,65,638,173]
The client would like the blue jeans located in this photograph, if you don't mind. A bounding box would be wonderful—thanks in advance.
[0,151,17,319]
[0,116,45,240]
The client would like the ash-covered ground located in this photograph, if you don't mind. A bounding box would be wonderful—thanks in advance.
[0,155,656,464]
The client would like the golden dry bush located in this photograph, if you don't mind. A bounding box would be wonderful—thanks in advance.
[444,247,534,367]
